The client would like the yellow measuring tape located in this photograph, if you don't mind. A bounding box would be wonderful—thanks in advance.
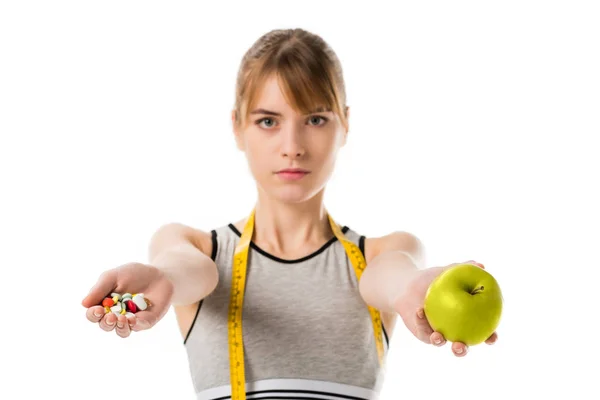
[228,208,384,400]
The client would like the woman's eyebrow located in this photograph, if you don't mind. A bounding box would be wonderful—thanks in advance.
[250,108,282,116]
[309,106,332,114]
[250,107,332,116]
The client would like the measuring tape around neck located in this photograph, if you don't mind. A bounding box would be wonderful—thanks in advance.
[227,208,385,400]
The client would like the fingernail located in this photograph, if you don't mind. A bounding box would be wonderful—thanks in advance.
[94,311,102,317]
[434,338,441,344]
[106,318,114,325]
[417,309,425,319]
[455,347,463,354]
[117,322,124,328]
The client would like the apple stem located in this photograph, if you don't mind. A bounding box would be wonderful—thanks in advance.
[471,285,484,295]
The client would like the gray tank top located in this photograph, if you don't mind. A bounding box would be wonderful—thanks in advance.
[183,223,390,400]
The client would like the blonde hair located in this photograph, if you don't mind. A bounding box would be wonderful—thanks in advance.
[233,28,349,132]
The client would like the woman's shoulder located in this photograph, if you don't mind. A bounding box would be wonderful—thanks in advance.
[150,222,217,259]
[147,222,211,261]
[195,223,245,261]
[363,231,424,265]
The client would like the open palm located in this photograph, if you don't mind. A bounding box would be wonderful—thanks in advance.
[82,262,174,338]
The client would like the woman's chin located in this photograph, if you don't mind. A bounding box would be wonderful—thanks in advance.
[270,185,320,204]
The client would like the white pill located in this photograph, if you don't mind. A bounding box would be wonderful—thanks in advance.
[125,312,135,318]
[132,294,147,311]
[110,303,122,314]
[111,293,122,301]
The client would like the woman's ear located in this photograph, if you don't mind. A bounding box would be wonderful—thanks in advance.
[342,106,350,146]
[232,110,245,151]
[345,106,350,130]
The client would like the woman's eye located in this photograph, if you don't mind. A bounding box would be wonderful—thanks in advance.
[256,115,328,129]
[309,116,328,126]
[257,118,276,128]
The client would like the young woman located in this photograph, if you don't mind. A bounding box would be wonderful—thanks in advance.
[82,28,498,400]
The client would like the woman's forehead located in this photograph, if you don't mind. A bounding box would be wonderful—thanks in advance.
[252,76,290,106]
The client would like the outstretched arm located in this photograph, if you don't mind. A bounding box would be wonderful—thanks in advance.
[358,231,426,314]
[359,231,497,357]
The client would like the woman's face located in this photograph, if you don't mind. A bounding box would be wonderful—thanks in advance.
[232,75,349,204]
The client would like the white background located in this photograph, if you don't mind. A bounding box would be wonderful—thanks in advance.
[1,1,599,399]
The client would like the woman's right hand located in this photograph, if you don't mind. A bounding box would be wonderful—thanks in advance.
[81,262,174,338]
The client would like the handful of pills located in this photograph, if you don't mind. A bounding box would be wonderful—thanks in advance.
[101,292,151,318]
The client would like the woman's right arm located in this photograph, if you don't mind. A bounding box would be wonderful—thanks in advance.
[148,223,219,307]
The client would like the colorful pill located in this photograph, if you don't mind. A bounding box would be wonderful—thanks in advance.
[120,308,126,315]
[104,306,111,314]
[126,300,137,313]
[102,298,114,308]
[111,292,122,301]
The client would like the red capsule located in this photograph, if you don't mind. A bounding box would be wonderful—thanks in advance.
[126,300,138,313]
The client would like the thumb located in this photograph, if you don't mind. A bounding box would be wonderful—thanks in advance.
[81,269,118,308]
[130,310,156,331]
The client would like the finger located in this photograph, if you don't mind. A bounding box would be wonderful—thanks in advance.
[430,331,446,347]
[115,315,131,338]
[126,314,137,330]
[464,260,485,269]
[416,308,434,342]
[485,331,498,345]
[86,306,106,323]
[99,312,117,332]
[443,261,476,272]
[82,269,118,308]
[452,341,469,357]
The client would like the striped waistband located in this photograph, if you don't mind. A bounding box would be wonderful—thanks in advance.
[196,378,380,400]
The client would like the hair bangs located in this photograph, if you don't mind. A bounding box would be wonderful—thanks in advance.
[241,53,343,126]
[275,51,340,118]
[235,29,348,131]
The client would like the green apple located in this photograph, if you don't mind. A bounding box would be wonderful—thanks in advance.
[423,263,503,345]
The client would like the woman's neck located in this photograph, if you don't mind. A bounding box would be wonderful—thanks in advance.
[245,187,333,257]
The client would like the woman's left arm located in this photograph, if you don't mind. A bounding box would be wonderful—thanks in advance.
[358,231,498,357]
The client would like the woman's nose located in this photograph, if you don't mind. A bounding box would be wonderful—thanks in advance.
[280,127,306,158]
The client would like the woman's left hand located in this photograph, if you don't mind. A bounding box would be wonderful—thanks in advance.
[392,260,498,357]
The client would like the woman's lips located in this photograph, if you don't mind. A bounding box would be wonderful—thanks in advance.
[276,169,310,181]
